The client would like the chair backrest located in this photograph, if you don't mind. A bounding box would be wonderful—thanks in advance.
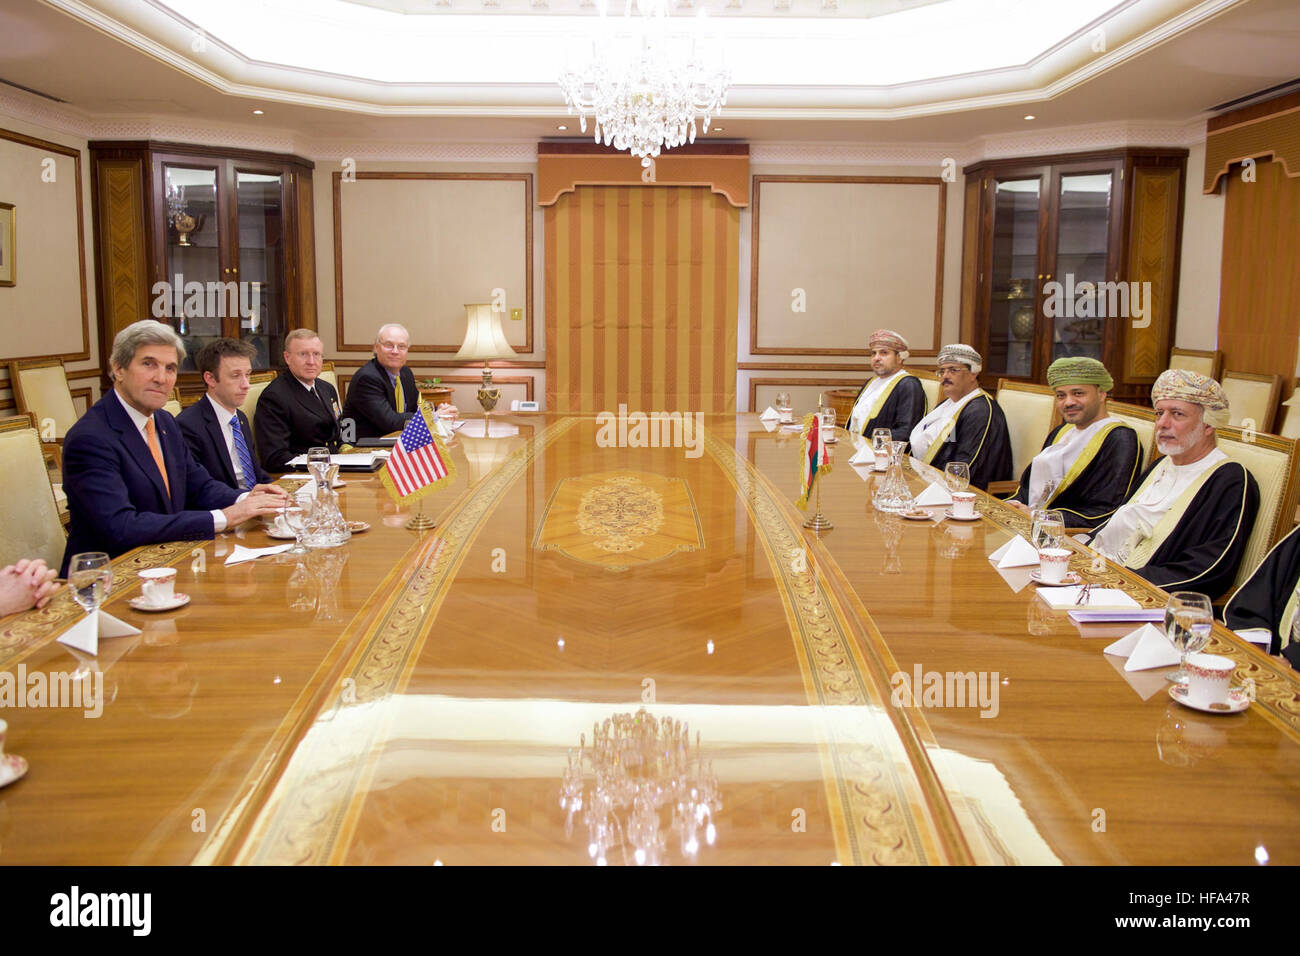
[8,358,79,440]
[995,379,1060,478]
[1221,370,1282,433]
[1278,404,1300,440]
[319,361,340,397]
[0,414,67,569]
[1214,425,1300,590]
[162,388,182,418]
[910,368,940,414]
[1106,400,1158,467]
[244,371,278,435]
[1169,347,1223,381]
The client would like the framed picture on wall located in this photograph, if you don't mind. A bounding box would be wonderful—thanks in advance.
[0,202,14,286]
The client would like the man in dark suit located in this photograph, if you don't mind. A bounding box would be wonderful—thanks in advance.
[61,320,286,574]
[340,323,418,440]
[177,338,271,492]
[254,328,343,472]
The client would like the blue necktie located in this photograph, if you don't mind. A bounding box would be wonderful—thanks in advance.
[230,413,258,492]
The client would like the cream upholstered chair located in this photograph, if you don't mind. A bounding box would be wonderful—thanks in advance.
[1106,400,1158,468]
[243,371,278,435]
[319,361,340,397]
[162,388,182,417]
[995,379,1060,481]
[9,358,80,467]
[0,414,67,570]
[1213,426,1300,592]
[910,368,941,414]
[1221,370,1282,434]
[1277,385,1300,440]
[1168,347,1223,382]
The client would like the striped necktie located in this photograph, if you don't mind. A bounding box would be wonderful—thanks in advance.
[230,413,258,492]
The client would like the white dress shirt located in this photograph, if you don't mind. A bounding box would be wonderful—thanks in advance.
[1091,447,1229,561]
[909,388,982,461]
[114,389,233,531]
[205,393,247,488]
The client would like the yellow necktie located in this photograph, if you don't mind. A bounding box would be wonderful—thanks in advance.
[395,375,405,413]
[144,417,171,497]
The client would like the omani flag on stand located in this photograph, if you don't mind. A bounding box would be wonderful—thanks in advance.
[379,405,457,504]
[796,413,830,511]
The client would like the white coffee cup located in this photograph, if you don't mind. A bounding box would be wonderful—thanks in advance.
[1185,652,1235,708]
[951,491,976,519]
[1037,548,1072,584]
[138,567,177,606]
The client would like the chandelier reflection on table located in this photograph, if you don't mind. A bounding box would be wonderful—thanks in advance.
[561,708,721,865]
[558,0,730,168]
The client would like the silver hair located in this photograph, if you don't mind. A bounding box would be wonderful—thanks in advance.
[111,319,185,371]
[374,323,410,344]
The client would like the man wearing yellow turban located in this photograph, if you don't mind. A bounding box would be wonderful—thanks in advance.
[845,329,927,441]
[1089,369,1259,596]
[1005,357,1143,529]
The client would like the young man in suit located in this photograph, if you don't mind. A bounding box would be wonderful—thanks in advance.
[340,323,419,440]
[60,320,286,574]
[177,338,271,492]
[254,328,343,472]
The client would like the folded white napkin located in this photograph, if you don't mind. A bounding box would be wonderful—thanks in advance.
[989,535,1039,569]
[225,544,293,566]
[759,406,780,421]
[1103,623,1181,671]
[1232,627,1272,648]
[57,611,141,656]
[849,445,874,465]
[913,482,953,507]
[1038,586,1141,610]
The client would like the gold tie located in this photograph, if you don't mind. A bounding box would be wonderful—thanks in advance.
[395,376,405,413]
[144,417,171,497]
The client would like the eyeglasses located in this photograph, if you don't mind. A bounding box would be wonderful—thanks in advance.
[379,342,409,352]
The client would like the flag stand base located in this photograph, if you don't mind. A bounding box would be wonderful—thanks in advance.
[406,502,436,531]
[802,511,833,532]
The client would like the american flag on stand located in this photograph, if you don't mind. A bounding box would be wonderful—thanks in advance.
[379,406,457,504]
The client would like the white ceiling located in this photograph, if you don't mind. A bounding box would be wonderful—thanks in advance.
[1,0,1299,151]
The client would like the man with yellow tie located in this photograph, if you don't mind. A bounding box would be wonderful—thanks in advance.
[60,320,286,575]
[340,323,420,441]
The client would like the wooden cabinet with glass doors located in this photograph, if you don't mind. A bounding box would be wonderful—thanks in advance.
[89,141,315,389]
[960,149,1186,403]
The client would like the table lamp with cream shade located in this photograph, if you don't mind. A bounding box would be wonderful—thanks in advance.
[456,302,516,422]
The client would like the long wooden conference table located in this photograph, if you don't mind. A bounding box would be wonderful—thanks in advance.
[1,413,1297,865]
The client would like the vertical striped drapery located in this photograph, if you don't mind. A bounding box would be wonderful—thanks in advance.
[545,185,739,413]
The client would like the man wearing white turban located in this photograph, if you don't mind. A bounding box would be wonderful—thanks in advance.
[846,329,927,441]
[907,344,1012,490]
[1089,369,1259,596]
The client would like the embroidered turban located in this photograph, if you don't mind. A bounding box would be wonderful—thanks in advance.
[868,329,910,359]
[1046,357,1114,392]
[937,344,982,376]
[1151,368,1231,429]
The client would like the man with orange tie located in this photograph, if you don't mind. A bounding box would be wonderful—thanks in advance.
[60,320,286,575]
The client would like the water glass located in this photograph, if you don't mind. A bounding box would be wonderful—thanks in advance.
[943,461,970,493]
[872,428,892,454]
[68,552,113,616]
[1164,591,1213,685]
[307,446,331,490]
[1031,510,1065,552]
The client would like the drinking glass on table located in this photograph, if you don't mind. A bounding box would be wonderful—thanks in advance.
[1031,510,1065,552]
[69,552,113,616]
[820,403,837,435]
[943,461,970,494]
[871,428,892,455]
[307,446,331,491]
[282,501,311,555]
[1165,591,1213,685]
[775,392,793,424]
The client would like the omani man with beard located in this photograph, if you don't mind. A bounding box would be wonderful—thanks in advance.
[845,329,927,442]
[1089,369,1258,596]
[908,344,1012,490]
[1005,357,1143,529]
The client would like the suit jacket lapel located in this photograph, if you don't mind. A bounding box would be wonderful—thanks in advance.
[106,390,172,511]
[201,400,237,486]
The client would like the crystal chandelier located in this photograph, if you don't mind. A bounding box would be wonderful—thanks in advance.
[558,0,730,168]
[561,708,721,866]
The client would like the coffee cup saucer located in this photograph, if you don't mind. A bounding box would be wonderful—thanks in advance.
[943,509,982,522]
[1167,684,1251,715]
[1030,570,1081,587]
[128,593,191,612]
[0,753,30,789]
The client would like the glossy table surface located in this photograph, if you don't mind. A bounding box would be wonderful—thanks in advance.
[1,414,1297,865]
